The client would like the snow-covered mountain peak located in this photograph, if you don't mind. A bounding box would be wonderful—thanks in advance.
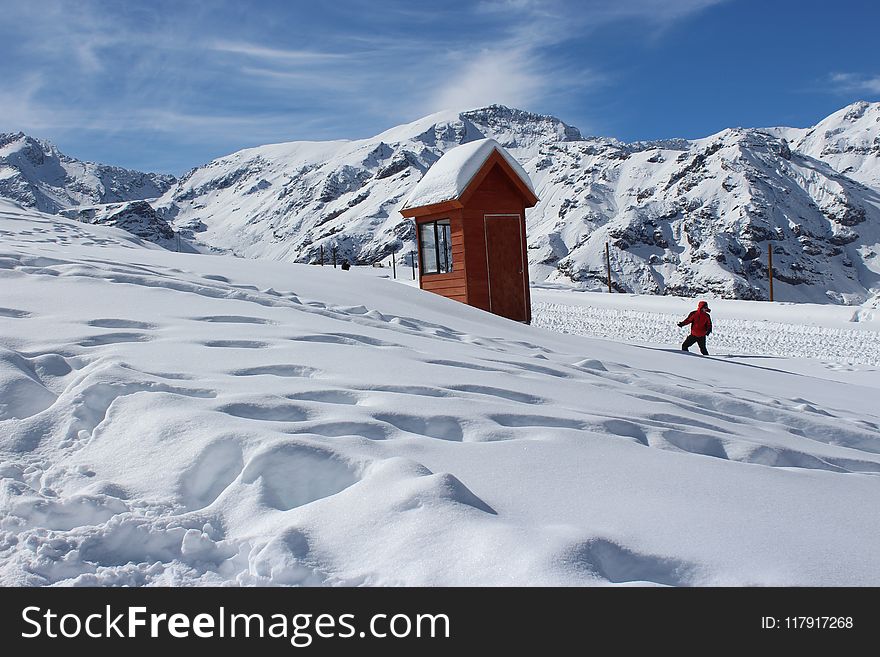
[3,101,879,305]
[0,131,175,214]
[459,104,583,151]
[782,100,880,189]
[143,102,880,304]
[154,105,584,264]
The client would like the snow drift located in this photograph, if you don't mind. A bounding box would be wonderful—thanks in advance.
[1,199,879,586]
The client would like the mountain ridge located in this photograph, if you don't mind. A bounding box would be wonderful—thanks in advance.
[3,101,879,304]
[0,132,175,214]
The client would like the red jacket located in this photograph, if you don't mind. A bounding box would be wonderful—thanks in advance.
[679,303,712,337]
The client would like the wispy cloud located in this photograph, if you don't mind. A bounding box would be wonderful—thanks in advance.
[210,41,352,63]
[0,0,728,172]
[0,78,314,144]
[829,72,880,95]
[429,49,548,112]
[422,0,726,114]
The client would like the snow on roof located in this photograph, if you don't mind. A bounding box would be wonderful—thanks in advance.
[402,138,534,210]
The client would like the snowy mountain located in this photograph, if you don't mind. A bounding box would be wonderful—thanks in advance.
[528,126,880,304]
[0,132,175,214]
[153,106,580,265]
[770,100,880,191]
[4,103,879,304]
[2,199,879,586]
[151,102,880,305]
[58,201,188,252]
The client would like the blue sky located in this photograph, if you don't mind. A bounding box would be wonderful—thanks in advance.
[1,0,877,175]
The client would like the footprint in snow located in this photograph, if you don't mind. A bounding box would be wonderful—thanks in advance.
[229,364,319,378]
[79,332,153,347]
[87,318,157,330]
[201,340,269,349]
[192,315,275,325]
[0,307,32,318]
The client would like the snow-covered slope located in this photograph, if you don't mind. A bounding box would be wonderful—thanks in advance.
[58,201,190,252]
[773,101,880,191]
[154,106,577,265]
[0,132,175,214]
[153,102,880,304]
[532,287,880,367]
[528,126,880,304]
[2,199,879,586]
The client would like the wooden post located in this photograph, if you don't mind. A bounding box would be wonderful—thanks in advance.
[320,245,324,266]
[605,242,612,293]
[391,253,396,279]
[332,246,337,269]
[768,243,774,302]
[411,250,416,280]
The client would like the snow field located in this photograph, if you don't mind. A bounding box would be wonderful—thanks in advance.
[533,298,880,366]
[1,202,879,586]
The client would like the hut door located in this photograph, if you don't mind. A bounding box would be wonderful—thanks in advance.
[484,214,527,322]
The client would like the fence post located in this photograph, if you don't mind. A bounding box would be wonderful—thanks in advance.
[768,243,774,302]
[391,253,396,279]
[320,245,324,266]
[411,250,416,281]
[332,246,337,269]
[605,242,612,293]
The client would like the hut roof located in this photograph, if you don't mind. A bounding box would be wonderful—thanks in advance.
[402,138,535,211]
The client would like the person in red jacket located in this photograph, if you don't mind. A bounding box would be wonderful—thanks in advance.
[678,300,712,355]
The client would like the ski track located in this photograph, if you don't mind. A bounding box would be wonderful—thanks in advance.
[534,302,880,367]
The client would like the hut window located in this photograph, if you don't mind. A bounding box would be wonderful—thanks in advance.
[419,219,453,274]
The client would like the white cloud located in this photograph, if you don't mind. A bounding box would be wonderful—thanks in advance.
[0,71,321,147]
[0,0,729,170]
[429,49,545,112]
[210,41,350,63]
[420,0,724,116]
[829,72,880,95]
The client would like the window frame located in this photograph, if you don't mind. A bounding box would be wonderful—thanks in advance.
[418,218,453,275]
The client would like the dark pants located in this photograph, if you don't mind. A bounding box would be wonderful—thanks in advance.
[682,335,708,355]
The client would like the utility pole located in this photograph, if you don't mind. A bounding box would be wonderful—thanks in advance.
[768,243,774,302]
[605,242,612,293]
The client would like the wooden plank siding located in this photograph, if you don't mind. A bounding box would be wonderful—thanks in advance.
[462,164,530,318]
[417,211,469,304]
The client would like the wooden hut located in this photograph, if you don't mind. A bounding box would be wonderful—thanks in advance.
[400,138,538,323]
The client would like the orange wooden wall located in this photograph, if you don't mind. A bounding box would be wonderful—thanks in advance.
[461,164,531,321]
[412,159,533,323]
[416,210,467,303]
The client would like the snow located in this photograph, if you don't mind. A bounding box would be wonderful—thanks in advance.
[402,138,535,210]
[0,132,173,214]
[126,101,880,305]
[2,200,880,587]
[776,100,880,191]
[370,108,464,144]
[533,287,880,367]
[6,105,880,306]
